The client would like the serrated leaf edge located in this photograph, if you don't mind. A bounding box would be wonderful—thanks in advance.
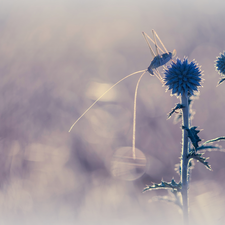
[143,179,182,193]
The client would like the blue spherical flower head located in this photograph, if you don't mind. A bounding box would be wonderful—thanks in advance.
[215,52,225,75]
[215,52,225,85]
[164,58,202,96]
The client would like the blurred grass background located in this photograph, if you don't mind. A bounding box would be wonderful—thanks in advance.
[1,0,225,224]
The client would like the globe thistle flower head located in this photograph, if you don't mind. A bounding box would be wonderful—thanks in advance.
[164,58,202,97]
[215,51,225,75]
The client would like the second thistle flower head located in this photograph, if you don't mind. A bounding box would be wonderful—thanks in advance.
[164,58,202,96]
[215,52,225,75]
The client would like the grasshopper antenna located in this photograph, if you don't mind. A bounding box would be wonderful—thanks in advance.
[132,70,146,159]
[69,69,147,132]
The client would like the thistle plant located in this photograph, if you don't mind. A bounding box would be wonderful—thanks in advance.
[166,58,201,224]
[69,30,225,224]
[143,58,223,225]
[204,51,225,145]
[215,51,225,85]
[210,51,225,145]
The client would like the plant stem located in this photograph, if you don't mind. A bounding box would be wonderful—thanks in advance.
[181,93,189,225]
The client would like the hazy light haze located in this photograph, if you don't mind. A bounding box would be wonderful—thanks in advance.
[1,0,225,224]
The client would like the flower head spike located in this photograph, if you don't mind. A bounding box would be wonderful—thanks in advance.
[215,52,225,85]
[215,52,225,75]
[164,58,202,96]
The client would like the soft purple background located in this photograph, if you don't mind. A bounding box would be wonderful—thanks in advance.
[1,0,225,224]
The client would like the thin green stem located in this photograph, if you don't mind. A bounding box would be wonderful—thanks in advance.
[181,93,189,225]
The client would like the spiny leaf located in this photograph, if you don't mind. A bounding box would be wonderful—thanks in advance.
[190,144,221,153]
[188,152,211,170]
[182,126,201,150]
[173,96,195,124]
[217,77,225,86]
[204,136,225,144]
[143,179,182,193]
[168,103,185,119]
[196,145,220,151]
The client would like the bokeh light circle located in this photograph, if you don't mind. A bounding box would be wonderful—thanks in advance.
[110,146,146,181]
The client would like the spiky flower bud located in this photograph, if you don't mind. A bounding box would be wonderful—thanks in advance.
[215,52,225,75]
[215,52,225,85]
[164,58,202,96]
